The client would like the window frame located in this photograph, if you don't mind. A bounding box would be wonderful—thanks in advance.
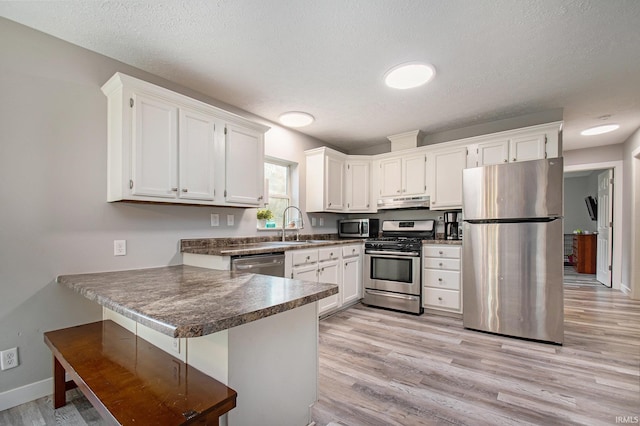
[260,158,293,230]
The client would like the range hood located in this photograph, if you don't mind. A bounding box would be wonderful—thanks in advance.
[377,195,431,210]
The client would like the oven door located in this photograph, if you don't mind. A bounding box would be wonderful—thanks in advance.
[364,250,421,296]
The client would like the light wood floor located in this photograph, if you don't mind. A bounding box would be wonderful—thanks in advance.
[313,280,640,425]
[2,275,638,426]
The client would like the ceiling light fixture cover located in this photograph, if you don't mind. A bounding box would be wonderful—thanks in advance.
[384,62,436,89]
[580,124,620,136]
[279,111,315,127]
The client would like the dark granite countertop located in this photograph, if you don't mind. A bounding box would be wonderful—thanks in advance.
[57,265,338,338]
[181,235,364,256]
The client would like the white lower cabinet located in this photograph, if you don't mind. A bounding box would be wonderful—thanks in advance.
[286,243,363,316]
[422,244,462,314]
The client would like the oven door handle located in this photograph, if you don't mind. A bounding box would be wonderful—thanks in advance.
[365,289,419,301]
[365,250,420,257]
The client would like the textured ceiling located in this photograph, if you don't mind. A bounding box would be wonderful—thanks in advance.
[2,0,639,152]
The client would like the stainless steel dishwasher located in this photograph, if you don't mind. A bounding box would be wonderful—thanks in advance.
[230,253,285,277]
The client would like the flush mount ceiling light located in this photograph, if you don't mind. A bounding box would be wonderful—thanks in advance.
[580,124,620,136]
[384,62,436,89]
[278,111,314,128]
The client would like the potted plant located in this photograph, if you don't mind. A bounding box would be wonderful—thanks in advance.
[257,209,273,228]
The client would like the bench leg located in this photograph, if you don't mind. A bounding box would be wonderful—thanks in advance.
[53,356,66,409]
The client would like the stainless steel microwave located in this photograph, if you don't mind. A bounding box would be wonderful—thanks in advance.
[338,219,380,238]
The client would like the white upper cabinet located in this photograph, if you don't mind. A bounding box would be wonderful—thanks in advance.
[305,147,345,212]
[130,93,179,199]
[476,138,509,166]
[469,126,558,168]
[225,124,264,205]
[179,107,216,201]
[345,160,371,211]
[509,133,547,163]
[378,153,427,197]
[101,72,268,207]
[430,147,467,210]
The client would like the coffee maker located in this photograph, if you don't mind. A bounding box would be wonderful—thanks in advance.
[444,210,461,240]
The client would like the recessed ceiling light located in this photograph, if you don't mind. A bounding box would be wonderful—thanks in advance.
[278,111,314,128]
[384,62,436,89]
[580,124,620,136]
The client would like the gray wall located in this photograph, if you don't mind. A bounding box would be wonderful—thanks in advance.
[563,174,598,234]
[0,18,330,394]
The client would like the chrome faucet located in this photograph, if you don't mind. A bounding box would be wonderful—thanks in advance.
[282,206,304,241]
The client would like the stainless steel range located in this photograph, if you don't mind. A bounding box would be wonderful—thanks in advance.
[363,219,435,315]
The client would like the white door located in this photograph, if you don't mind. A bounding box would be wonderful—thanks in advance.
[325,155,344,211]
[596,169,613,287]
[318,260,341,315]
[379,157,402,197]
[509,133,546,162]
[131,93,178,198]
[476,139,509,166]
[225,124,263,205]
[342,256,361,305]
[403,154,427,196]
[346,161,370,211]
[179,108,216,201]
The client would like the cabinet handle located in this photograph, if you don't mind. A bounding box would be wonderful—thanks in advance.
[171,187,178,192]
[513,158,517,162]
[504,159,508,163]
[306,256,310,260]
[367,204,369,208]
[181,188,188,192]
[258,195,263,201]
[330,252,333,257]
[397,189,401,193]
[439,251,443,255]
[438,297,443,301]
[438,278,443,282]
[432,201,436,205]
[439,262,443,267]
[329,202,332,206]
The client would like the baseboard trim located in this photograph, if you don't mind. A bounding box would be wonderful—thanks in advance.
[620,284,632,297]
[0,378,52,411]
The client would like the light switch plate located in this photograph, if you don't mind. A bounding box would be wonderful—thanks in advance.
[210,214,219,227]
[114,240,126,256]
[227,215,234,226]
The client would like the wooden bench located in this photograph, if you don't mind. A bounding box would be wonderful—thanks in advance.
[44,320,237,425]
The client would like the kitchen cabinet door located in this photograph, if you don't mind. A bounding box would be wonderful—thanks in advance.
[131,92,179,199]
[430,147,467,210]
[326,154,344,211]
[509,133,546,162]
[342,255,361,305]
[379,157,402,197]
[224,124,264,205]
[318,259,341,315]
[291,263,318,281]
[345,160,371,211]
[402,153,427,196]
[476,139,509,166]
[178,108,217,201]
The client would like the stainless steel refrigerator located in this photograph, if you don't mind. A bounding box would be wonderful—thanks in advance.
[462,158,564,344]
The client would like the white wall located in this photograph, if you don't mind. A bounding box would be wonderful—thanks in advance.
[0,17,330,399]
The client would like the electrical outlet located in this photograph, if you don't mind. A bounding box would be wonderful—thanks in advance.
[172,338,180,354]
[114,240,126,256]
[319,218,324,226]
[1,347,19,370]
[210,213,219,227]
[227,215,234,226]
[311,217,317,226]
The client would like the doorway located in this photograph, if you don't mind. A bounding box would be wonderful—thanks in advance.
[563,168,613,287]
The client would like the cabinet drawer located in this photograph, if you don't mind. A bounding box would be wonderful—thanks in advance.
[423,269,460,290]
[423,288,460,310]
[342,245,361,258]
[291,250,318,266]
[318,247,340,262]
[423,245,461,259]
[423,258,460,271]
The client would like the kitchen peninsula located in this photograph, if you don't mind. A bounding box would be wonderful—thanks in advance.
[57,265,337,426]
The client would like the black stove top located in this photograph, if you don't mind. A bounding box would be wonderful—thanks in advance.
[365,219,435,252]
